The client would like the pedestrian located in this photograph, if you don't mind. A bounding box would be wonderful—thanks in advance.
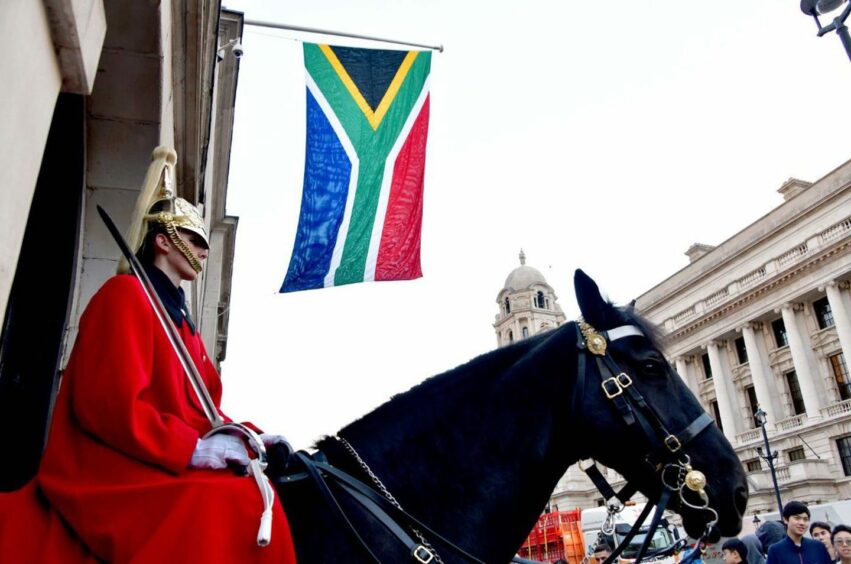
[741,533,766,564]
[812,521,839,563]
[758,520,788,556]
[766,501,832,564]
[594,542,615,563]
[832,524,851,564]
[0,147,297,563]
[722,538,749,564]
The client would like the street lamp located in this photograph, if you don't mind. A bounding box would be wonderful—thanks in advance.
[801,0,851,62]
[755,407,784,515]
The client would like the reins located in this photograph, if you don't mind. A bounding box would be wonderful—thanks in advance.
[274,320,719,564]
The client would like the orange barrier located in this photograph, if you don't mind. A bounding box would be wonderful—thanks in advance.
[518,508,586,563]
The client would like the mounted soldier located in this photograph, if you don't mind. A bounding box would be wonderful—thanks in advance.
[0,147,297,563]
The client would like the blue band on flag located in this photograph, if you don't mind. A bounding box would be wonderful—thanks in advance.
[281,88,353,292]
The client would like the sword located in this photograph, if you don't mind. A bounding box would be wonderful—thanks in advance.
[96,205,275,546]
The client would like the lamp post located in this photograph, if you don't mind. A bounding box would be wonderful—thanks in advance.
[755,407,784,515]
[801,0,851,62]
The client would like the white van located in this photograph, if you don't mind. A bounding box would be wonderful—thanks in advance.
[581,503,685,563]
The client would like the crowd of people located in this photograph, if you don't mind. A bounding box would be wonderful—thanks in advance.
[719,500,848,564]
[584,500,850,564]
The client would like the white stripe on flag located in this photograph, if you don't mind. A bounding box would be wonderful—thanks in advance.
[304,72,360,289]
[364,77,431,282]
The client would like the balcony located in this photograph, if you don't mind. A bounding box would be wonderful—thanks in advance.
[779,460,831,484]
[775,414,806,431]
[821,399,851,419]
[662,215,850,331]
[747,460,832,489]
[736,428,761,444]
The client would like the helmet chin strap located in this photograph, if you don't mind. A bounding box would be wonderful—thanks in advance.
[164,222,203,273]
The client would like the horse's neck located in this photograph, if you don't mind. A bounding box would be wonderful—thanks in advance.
[331,326,581,561]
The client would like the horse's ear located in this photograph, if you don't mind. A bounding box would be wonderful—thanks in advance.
[574,269,613,328]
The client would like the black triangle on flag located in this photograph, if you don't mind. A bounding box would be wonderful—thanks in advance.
[329,46,409,112]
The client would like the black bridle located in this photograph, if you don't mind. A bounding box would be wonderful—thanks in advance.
[574,321,717,564]
[275,320,718,564]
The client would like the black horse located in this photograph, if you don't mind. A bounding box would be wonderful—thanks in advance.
[274,270,748,563]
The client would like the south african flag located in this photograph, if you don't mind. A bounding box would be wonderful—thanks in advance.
[281,43,432,293]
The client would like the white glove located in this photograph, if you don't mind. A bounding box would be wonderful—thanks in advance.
[189,434,250,470]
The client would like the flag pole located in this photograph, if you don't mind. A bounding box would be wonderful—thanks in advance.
[243,19,444,52]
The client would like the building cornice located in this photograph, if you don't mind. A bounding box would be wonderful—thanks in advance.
[637,162,851,312]
[662,232,850,344]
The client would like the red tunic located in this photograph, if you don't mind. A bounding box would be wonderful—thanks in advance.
[0,275,296,563]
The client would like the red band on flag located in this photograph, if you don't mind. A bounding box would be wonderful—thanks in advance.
[375,96,431,281]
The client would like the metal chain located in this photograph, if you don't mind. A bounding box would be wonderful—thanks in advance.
[336,435,445,564]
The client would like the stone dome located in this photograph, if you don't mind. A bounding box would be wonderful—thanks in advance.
[503,250,549,290]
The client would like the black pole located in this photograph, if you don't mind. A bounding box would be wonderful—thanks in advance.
[805,1,851,63]
[836,18,851,61]
[758,422,784,515]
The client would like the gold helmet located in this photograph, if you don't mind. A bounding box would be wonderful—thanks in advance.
[117,146,209,275]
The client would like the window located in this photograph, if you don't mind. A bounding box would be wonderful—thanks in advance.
[745,459,762,472]
[535,291,546,309]
[786,371,806,415]
[745,386,759,428]
[522,326,529,339]
[813,297,834,330]
[837,436,851,476]
[831,353,851,401]
[702,353,713,379]
[504,297,510,314]
[787,447,805,462]
[735,337,748,365]
[508,330,513,343]
[711,400,722,432]
[772,318,789,348]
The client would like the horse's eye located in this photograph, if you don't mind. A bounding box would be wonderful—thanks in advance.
[642,357,667,375]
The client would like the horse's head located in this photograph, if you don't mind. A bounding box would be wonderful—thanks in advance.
[573,269,747,539]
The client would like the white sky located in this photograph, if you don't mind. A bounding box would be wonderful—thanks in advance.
[219,0,851,448]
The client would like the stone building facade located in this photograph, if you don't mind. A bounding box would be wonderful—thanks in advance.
[636,159,851,517]
[506,159,851,519]
[0,1,243,490]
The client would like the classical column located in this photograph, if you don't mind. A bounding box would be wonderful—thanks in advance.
[675,356,699,394]
[740,322,783,423]
[706,341,741,436]
[779,303,824,416]
[826,282,851,364]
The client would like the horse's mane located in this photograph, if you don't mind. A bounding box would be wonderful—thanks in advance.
[316,323,573,450]
[315,299,664,455]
